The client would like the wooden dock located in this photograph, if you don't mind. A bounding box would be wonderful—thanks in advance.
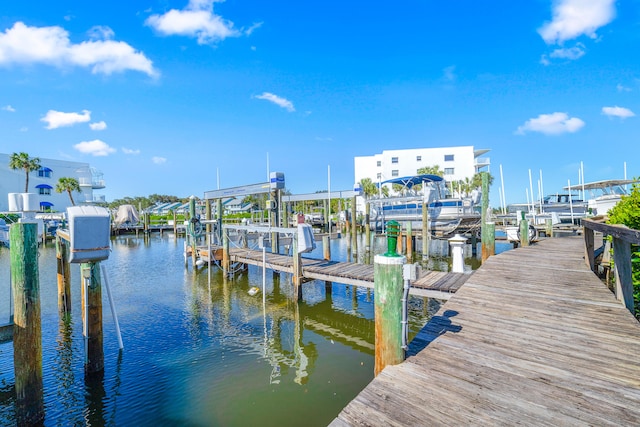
[331,236,640,426]
[200,247,470,300]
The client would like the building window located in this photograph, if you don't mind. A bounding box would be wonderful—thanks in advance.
[444,168,454,175]
[38,188,51,195]
[416,156,422,162]
[38,167,52,178]
[444,154,454,162]
[377,161,381,167]
[391,157,398,164]
[391,170,399,177]
[376,173,382,180]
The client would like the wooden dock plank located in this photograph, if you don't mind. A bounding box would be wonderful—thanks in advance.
[331,236,640,426]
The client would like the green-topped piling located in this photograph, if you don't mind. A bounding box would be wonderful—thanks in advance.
[11,223,45,425]
[374,220,406,376]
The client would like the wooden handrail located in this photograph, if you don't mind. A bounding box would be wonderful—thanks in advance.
[582,217,638,316]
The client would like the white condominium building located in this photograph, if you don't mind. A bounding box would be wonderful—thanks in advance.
[354,145,490,188]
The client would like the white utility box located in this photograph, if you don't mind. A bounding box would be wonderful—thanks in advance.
[67,206,111,263]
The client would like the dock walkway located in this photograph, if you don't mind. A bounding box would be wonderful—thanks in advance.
[331,236,640,426]
[201,247,469,300]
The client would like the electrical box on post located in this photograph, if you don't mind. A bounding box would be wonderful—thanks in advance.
[67,206,111,263]
[269,172,285,190]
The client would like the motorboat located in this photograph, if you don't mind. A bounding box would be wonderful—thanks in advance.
[570,179,638,216]
[369,174,481,236]
[507,193,587,223]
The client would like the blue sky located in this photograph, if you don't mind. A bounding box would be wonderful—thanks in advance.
[0,0,637,206]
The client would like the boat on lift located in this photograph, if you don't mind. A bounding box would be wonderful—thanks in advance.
[368,174,482,236]
[568,179,638,216]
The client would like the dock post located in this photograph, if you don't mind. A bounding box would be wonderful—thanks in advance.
[351,196,358,262]
[482,222,495,262]
[222,227,230,276]
[323,235,331,260]
[612,238,634,314]
[173,210,178,236]
[545,218,553,238]
[56,233,72,315]
[519,217,530,247]
[406,221,413,262]
[10,223,45,425]
[81,262,104,374]
[365,202,371,255]
[189,196,197,266]
[422,201,429,260]
[205,199,212,235]
[292,232,302,300]
[449,234,466,273]
[216,198,223,244]
[480,172,495,262]
[374,220,406,376]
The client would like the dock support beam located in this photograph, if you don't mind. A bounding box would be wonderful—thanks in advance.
[323,235,331,260]
[351,196,357,262]
[481,172,495,262]
[56,234,72,315]
[10,223,45,425]
[374,253,406,376]
[81,262,104,374]
[406,221,413,262]
[292,234,302,300]
[365,202,371,255]
[421,200,429,260]
[222,228,230,276]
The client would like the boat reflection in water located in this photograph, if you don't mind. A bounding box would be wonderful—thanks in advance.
[0,234,441,426]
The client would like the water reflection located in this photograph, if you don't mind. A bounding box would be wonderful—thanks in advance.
[0,234,441,426]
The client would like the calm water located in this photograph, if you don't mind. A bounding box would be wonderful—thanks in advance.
[0,233,446,426]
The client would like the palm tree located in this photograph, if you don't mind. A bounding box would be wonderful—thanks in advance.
[56,177,81,206]
[417,165,444,177]
[9,152,41,192]
[359,178,378,199]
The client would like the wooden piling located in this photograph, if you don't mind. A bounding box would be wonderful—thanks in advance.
[323,235,331,260]
[422,201,429,260]
[545,218,553,237]
[406,222,413,262]
[292,233,302,300]
[173,210,178,236]
[222,227,230,275]
[519,218,530,247]
[374,254,405,376]
[351,196,358,262]
[189,197,197,266]
[480,172,495,262]
[81,262,104,374]
[56,234,71,315]
[365,202,371,254]
[10,223,45,425]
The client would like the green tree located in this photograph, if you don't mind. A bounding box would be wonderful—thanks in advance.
[9,152,41,193]
[607,179,640,319]
[417,165,444,177]
[55,177,81,206]
[359,178,378,199]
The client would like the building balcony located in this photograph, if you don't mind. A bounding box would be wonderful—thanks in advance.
[475,157,490,170]
[79,178,106,189]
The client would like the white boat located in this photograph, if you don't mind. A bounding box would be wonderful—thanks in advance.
[507,193,587,224]
[369,174,481,236]
[565,179,638,216]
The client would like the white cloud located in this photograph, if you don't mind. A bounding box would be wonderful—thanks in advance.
[146,0,241,45]
[616,84,632,92]
[549,43,586,60]
[42,109,91,129]
[89,120,107,131]
[122,147,140,155]
[2,105,15,112]
[442,65,456,82]
[0,21,158,77]
[516,112,585,135]
[602,106,635,119]
[539,0,616,44]
[254,92,295,112]
[87,25,115,41]
[152,156,167,164]
[74,139,116,156]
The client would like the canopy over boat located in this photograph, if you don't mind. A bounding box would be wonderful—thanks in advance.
[564,179,638,191]
[378,174,444,189]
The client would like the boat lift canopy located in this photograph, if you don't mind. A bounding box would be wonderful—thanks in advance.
[378,174,443,189]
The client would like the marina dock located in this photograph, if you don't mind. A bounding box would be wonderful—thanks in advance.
[200,246,470,300]
[331,236,640,426]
